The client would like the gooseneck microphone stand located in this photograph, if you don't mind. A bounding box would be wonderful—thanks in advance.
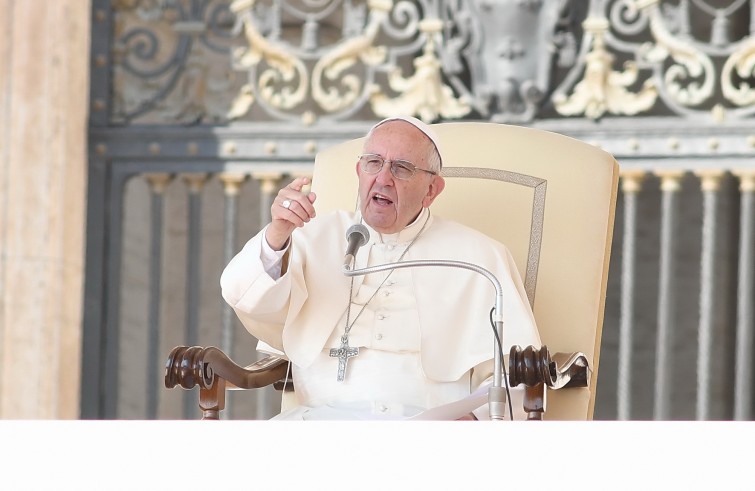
[343,259,509,420]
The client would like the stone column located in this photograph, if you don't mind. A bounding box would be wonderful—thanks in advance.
[0,0,91,418]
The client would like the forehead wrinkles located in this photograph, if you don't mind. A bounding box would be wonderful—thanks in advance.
[364,122,431,163]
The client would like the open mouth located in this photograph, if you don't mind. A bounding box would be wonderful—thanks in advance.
[372,193,394,206]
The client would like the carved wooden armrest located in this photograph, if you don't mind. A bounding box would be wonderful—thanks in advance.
[508,345,591,420]
[164,346,289,420]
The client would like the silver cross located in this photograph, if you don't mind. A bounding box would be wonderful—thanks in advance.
[329,334,359,381]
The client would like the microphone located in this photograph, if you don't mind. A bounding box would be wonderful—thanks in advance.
[343,223,370,270]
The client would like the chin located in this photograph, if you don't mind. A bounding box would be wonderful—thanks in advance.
[367,222,392,234]
[364,212,397,233]
[367,221,399,235]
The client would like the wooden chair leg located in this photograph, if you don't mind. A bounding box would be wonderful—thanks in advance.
[199,378,226,420]
[524,384,545,420]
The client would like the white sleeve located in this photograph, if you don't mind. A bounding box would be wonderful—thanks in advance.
[260,227,289,279]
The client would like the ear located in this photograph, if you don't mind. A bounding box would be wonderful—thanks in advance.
[422,175,445,208]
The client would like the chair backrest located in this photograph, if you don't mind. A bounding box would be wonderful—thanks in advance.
[311,122,619,420]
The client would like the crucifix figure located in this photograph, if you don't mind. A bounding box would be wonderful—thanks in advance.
[329,334,359,381]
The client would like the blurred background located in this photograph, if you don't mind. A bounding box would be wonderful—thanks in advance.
[1,0,753,421]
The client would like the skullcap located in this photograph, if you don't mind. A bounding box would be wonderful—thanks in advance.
[371,116,443,169]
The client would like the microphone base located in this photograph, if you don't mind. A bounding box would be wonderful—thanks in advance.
[488,385,508,421]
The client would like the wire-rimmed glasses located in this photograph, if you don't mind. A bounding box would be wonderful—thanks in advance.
[358,154,437,180]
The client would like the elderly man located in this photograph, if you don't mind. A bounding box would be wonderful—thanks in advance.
[221,116,541,420]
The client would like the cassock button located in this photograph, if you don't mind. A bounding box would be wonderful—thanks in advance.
[375,333,383,340]
[387,244,395,251]
[383,290,391,297]
[379,405,388,412]
[376,314,386,320]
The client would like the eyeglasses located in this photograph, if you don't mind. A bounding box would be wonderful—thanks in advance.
[358,154,437,180]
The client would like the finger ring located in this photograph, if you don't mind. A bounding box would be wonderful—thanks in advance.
[282,199,292,209]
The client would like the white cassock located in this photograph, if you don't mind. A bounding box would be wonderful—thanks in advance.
[220,208,541,420]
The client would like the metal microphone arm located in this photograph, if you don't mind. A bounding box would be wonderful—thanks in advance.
[343,259,508,421]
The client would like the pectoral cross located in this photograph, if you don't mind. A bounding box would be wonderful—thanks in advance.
[329,334,359,381]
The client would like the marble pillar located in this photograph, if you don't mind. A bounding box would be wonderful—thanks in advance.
[0,0,91,418]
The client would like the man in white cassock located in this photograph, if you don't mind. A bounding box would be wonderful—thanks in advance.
[220,116,541,420]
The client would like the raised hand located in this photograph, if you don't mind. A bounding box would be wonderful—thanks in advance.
[265,176,317,250]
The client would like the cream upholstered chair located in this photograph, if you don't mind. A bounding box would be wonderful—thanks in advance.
[166,122,619,420]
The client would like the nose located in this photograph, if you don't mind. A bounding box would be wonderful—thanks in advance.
[375,160,395,184]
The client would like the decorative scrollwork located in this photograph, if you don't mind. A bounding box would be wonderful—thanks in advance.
[310,1,391,113]
[108,0,755,124]
[165,345,289,392]
[553,0,754,120]
[639,1,715,108]
[509,345,553,388]
[370,19,471,121]
[509,345,590,390]
[608,0,649,37]
[721,37,755,108]
[112,0,240,124]
[164,346,216,390]
[231,0,309,111]
[554,16,657,119]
